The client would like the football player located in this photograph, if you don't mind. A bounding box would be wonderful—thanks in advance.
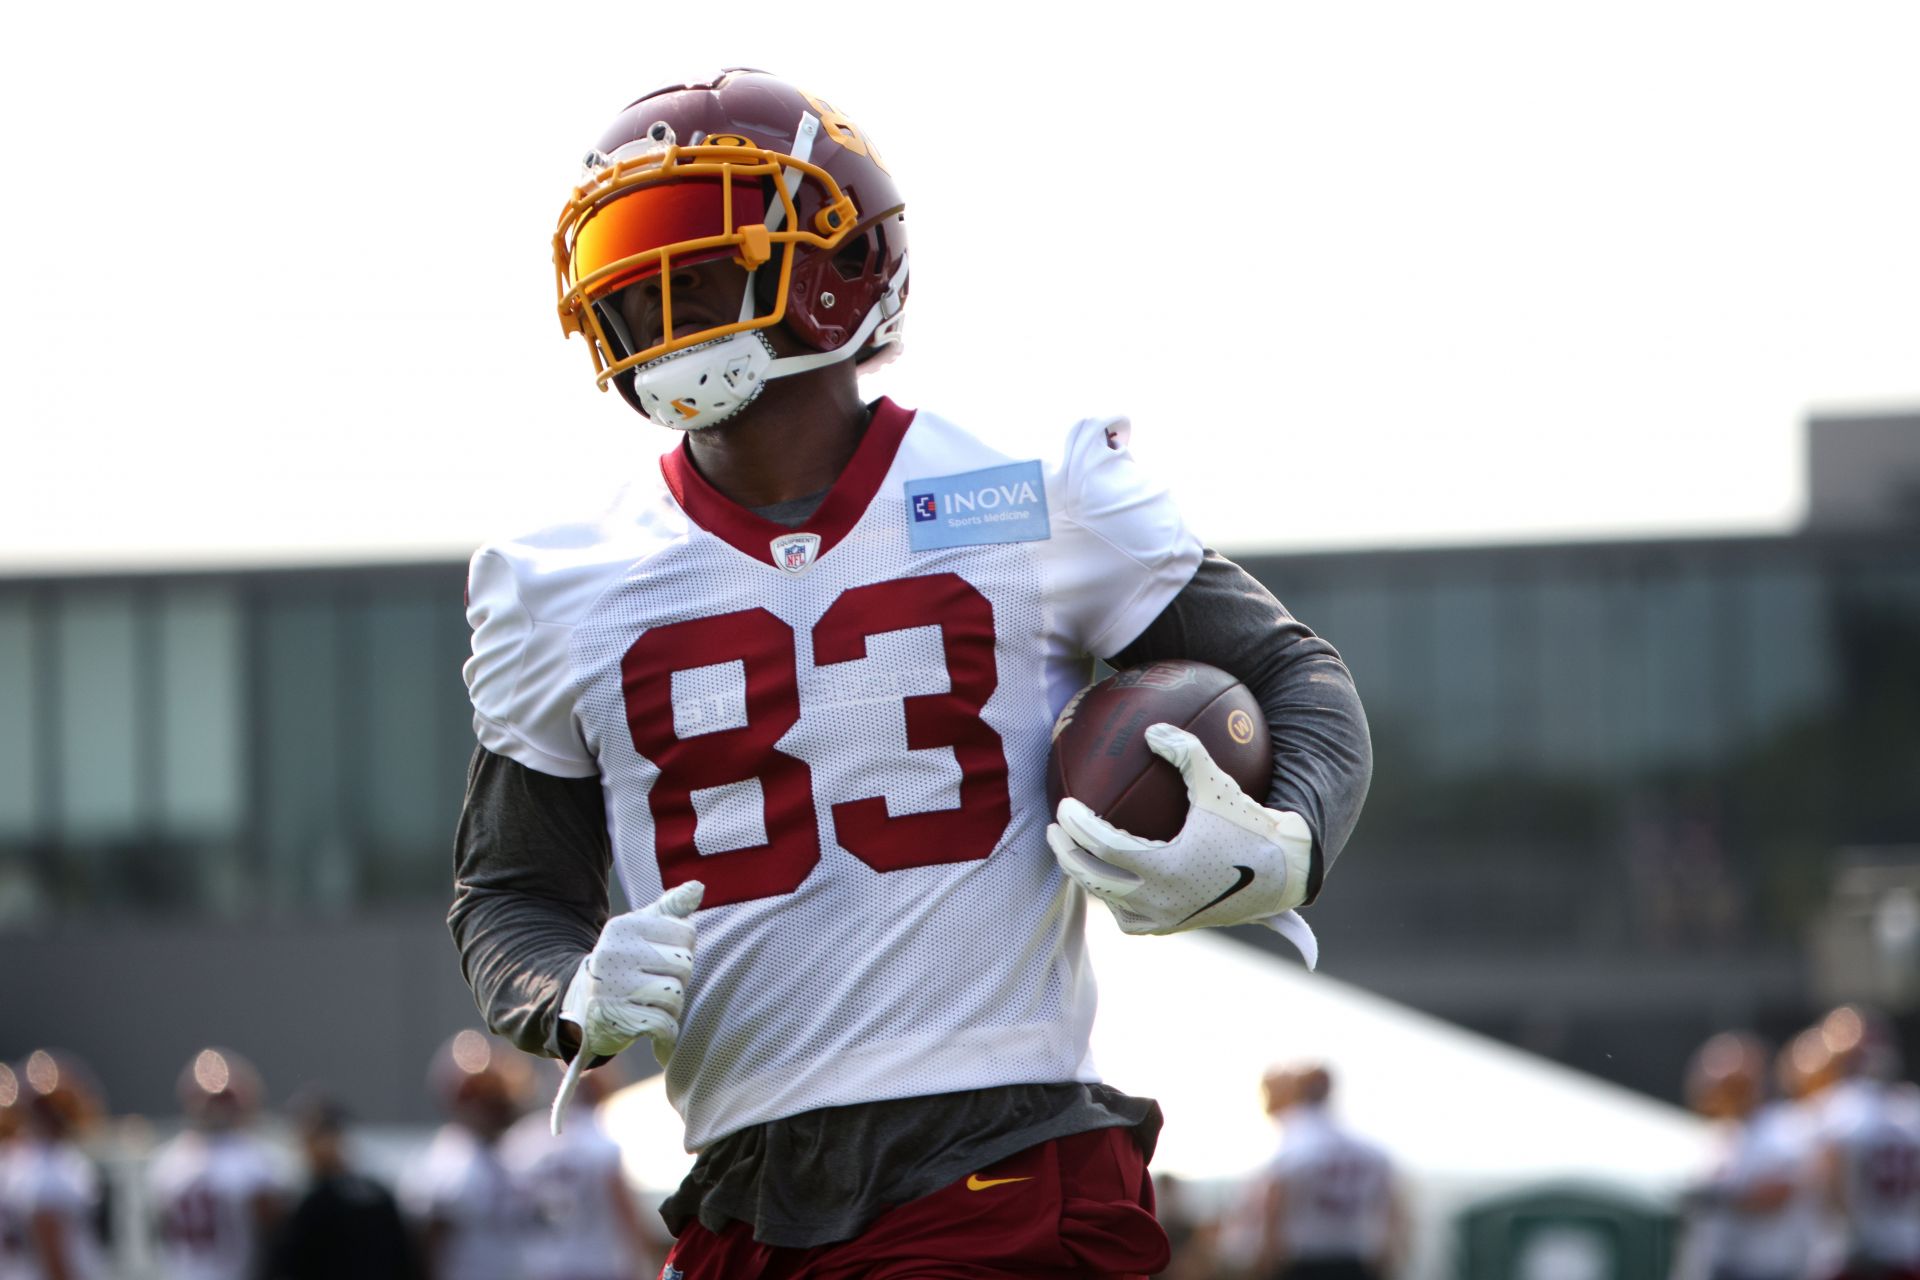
[1252,1063,1401,1280]
[400,1032,537,1280]
[1672,1032,1820,1280]
[451,69,1372,1277]
[1775,1027,1848,1277]
[1,1062,25,1280]
[0,1051,107,1280]
[147,1048,286,1280]
[502,1062,661,1280]
[1812,1006,1920,1279]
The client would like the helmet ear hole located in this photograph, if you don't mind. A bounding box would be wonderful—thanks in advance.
[831,229,874,282]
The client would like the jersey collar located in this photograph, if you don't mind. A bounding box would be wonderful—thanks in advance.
[659,397,916,566]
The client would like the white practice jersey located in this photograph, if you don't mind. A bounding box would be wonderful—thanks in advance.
[1678,1104,1820,1280]
[0,1141,105,1280]
[1266,1105,1395,1262]
[148,1130,284,1280]
[466,401,1201,1148]
[1820,1077,1884,1139]
[0,1142,27,1280]
[1826,1082,1920,1265]
[502,1108,644,1280]
[401,1125,536,1280]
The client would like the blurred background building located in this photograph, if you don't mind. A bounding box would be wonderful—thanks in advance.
[1,411,1916,1125]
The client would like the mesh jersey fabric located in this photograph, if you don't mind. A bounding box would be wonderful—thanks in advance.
[464,399,1202,1149]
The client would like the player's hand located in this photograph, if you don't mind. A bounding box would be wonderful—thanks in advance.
[560,880,703,1068]
[1047,724,1318,961]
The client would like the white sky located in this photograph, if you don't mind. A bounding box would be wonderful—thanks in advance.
[3,1,1916,571]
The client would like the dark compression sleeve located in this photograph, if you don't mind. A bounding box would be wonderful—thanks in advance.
[1113,549,1373,903]
[448,745,612,1059]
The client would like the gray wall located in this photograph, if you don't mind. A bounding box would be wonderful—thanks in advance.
[0,907,499,1123]
[1809,410,1920,528]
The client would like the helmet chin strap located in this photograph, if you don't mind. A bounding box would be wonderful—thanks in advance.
[630,330,776,432]
[629,110,905,431]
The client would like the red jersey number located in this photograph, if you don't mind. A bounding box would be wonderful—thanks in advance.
[1863,1139,1920,1203]
[622,608,820,906]
[160,1181,222,1251]
[622,574,1010,907]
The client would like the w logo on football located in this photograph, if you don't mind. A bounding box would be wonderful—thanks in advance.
[770,533,822,575]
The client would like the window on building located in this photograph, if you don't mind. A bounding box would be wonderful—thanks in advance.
[260,593,350,910]
[54,589,142,842]
[156,583,245,840]
[0,595,37,839]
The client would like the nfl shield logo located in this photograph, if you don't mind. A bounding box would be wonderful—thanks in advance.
[770,532,822,575]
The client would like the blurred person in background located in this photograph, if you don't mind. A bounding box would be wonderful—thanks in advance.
[501,1061,660,1280]
[1775,1027,1840,1124]
[1209,1066,1296,1278]
[1,1062,24,1276]
[1672,1031,1819,1280]
[1253,1062,1401,1280]
[148,1048,285,1280]
[263,1089,419,1280]
[0,1051,107,1280]
[1812,1006,1920,1280]
[1776,1029,1846,1276]
[402,1031,536,1280]
[1151,1172,1216,1280]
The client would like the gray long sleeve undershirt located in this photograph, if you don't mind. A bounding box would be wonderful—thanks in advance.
[1113,548,1372,903]
[448,748,611,1062]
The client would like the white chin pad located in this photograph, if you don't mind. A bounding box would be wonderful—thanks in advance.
[633,331,775,432]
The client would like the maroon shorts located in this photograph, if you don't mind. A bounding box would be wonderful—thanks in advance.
[660,1124,1170,1279]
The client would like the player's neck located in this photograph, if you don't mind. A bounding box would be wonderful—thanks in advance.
[681,366,870,509]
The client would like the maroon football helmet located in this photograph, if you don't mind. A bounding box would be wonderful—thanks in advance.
[177,1047,265,1130]
[429,1030,531,1140]
[18,1049,103,1139]
[0,1061,20,1142]
[1686,1031,1768,1120]
[552,70,908,427]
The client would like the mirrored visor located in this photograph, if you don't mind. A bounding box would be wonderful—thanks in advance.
[571,179,768,295]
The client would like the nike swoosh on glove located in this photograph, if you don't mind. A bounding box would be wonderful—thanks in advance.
[1047,723,1318,962]
[560,880,703,1067]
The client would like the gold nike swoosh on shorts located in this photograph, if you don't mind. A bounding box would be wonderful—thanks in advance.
[965,1174,1034,1191]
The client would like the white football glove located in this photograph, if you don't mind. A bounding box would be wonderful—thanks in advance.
[1047,723,1320,964]
[551,880,703,1133]
[560,879,703,1063]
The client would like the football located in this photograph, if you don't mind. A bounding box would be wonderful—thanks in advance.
[1046,660,1272,842]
